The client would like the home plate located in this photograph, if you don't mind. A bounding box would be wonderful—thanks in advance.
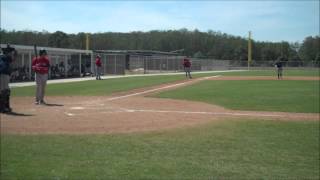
[70,107,85,110]
[65,112,75,116]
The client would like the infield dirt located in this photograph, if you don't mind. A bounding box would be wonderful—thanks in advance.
[1,76,318,134]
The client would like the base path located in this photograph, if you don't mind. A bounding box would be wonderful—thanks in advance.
[1,76,319,134]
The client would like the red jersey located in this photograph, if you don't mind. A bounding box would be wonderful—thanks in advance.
[183,59,191,68]
[95,57,102,67]
[32,56,50,74]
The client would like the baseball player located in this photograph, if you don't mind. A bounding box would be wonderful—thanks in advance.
[275,60,283,79]
[32,49,50,105]
[0,44,17,113]
[95,55,102,80]
[183,58,192,79]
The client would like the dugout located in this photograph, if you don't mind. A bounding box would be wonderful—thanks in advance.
[0,44,93,82]
[1,44,186,82]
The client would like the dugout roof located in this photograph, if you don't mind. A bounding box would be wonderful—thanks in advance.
[0,44,92,55]
[93,50,180,56]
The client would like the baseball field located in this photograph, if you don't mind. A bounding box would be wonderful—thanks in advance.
[1,69,319,179]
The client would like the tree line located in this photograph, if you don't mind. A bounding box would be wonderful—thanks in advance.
[0,29,319,63]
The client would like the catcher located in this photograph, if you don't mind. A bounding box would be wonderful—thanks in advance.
[0,44,17,113]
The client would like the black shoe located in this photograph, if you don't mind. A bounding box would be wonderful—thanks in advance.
[40,100,47,105]
[2,107,12,113]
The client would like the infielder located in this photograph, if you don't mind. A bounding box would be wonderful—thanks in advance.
[275,60,283,79]
[183,58,192,79]
[95,55,102,80]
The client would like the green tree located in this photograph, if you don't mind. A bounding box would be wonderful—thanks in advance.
[3,29,317,65]
[48,31,70,48]
[299,36,320,61]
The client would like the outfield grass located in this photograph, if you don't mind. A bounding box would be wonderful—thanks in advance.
[1,120,319,179]
[209,69,320,77]
[155,80,319,113]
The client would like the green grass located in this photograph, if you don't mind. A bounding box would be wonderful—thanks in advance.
[155,80,320,113]
[4,70,319,179]
[1,120,319,179]
[12,75,186,97]
[206,69,320,77]
[11,69,319,97]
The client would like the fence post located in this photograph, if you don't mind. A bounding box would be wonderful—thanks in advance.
[166,56,169,71]
[65,54,68,77]
[90,53,94,76]
[21,53,25,67]
[114,55,117,74]
[144,56,146,74]
[177,56,179,72]
[79,53,82,77]
[103,54,105,75]
[29,52,32,80]
[160,57,162,73]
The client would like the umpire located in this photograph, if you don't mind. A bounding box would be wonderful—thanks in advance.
[0,44,17,113]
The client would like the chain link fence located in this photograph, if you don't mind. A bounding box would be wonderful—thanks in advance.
[4,43,318,82]
[8,52,319,82]
[126,57,319,74]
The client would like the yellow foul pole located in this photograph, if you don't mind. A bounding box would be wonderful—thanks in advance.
[248,31,252,70]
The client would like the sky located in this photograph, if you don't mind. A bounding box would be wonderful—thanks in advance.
[1,0,319,42]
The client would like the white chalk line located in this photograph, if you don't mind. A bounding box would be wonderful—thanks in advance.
[64,107,282,118]
[107,75,220,101]
[127,109,282,117]
[69,106,115,110]
[65,106,127,116]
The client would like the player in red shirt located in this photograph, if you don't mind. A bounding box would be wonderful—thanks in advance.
[95,55,102,80]
[183,58,192,79]
[32,49,50,105]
